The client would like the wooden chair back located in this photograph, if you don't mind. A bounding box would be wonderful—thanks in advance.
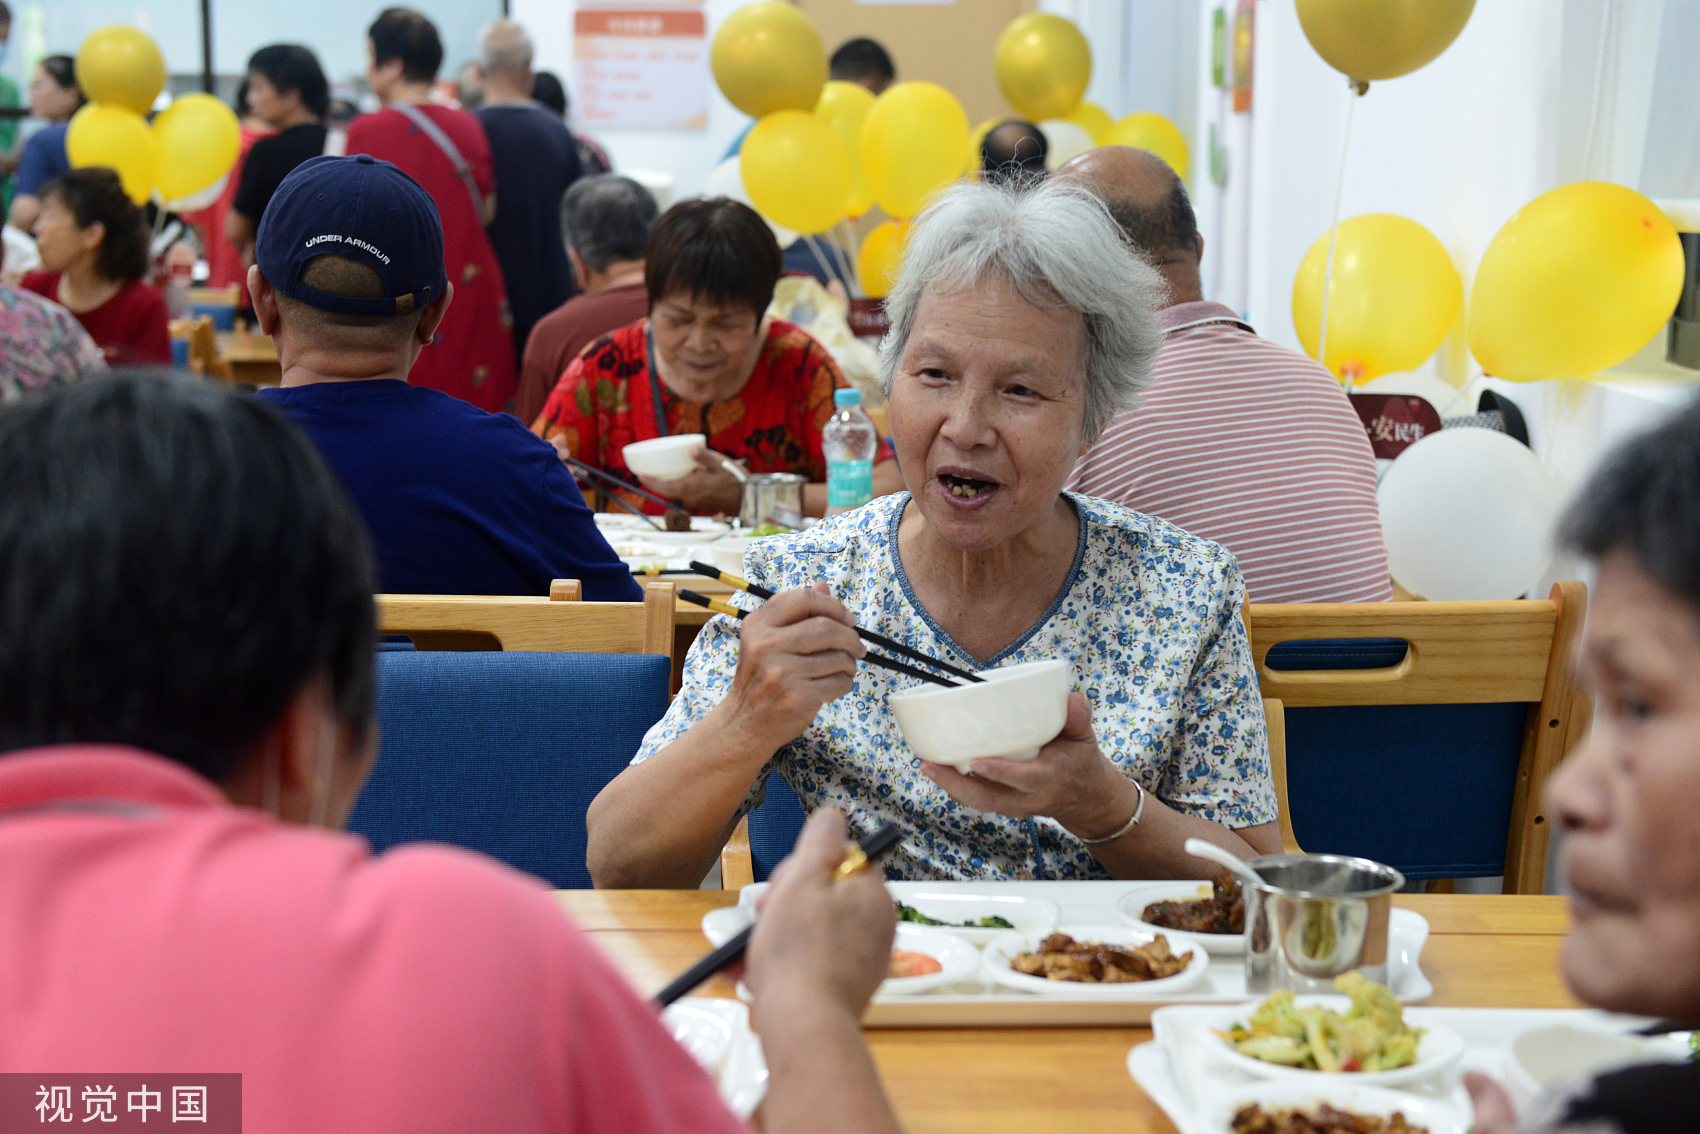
[1249,582,1588,893]
[170,315,234,382]
[378,581,675,658]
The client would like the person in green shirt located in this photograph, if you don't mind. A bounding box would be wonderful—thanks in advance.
[0,3,18,218]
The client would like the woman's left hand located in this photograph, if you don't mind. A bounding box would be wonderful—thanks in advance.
[639,445,743,515]
[918,692,1145,841]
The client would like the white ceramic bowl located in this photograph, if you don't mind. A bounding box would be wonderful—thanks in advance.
[623,433,706,480]
[1115,881,1247,956]
[888,658,1071,771]
[981,924,1211,998]
[705,537,765,576]
[1503,1024,1690,1112]
[1200,996,1465,1087]
[1207,1080,1469,1134]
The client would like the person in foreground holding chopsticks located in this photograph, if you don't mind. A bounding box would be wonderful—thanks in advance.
[0,372,904,1134]
[588,178,1283,888]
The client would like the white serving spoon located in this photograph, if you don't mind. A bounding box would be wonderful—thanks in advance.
[1184,837,1263,890]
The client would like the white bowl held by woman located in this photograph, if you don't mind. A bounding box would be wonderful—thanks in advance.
[981,924,1211,998]
[1116,881,1247,956]
[887,658,1070,771]
[1206,1079,1468,1134]
[1199,996,1465,1087]
[623,433,707,480]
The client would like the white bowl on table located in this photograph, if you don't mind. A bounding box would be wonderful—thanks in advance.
[888,658,1070,772]
[1503,1024,1691,1112]
[981,924,1211,997]
[705,537,766,576]
[1197,996,1465,1087]
[623,433,706,480]
[1116,881,1246,956]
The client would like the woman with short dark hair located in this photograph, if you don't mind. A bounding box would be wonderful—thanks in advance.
[20,168,170,366]
[533,197,903,516]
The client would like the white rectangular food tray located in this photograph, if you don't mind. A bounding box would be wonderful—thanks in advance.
[739,881,1434,1029]
[1127,1005,1671,1134]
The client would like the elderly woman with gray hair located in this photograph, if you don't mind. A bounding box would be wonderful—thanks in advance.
[587,179,1283,886]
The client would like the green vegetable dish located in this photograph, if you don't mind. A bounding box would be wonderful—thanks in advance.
[746,523,791,537]
[895,902,1014,930]
[1220,973,1423,1073]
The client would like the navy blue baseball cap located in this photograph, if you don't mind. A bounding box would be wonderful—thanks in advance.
[254,154,448,317]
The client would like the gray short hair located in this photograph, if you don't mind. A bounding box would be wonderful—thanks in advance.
[479,18,533,78]
[562,175,659,272]
[877,178,1165,442]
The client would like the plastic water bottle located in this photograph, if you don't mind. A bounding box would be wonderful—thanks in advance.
[823,387,878,515]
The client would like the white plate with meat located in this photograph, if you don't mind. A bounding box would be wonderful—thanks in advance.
[981,924,1211,998]
[1116,879,1247,955]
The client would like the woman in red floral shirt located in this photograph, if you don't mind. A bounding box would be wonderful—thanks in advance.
[531,198,899,516]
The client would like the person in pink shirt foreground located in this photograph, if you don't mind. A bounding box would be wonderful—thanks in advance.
[0,370,901,1134]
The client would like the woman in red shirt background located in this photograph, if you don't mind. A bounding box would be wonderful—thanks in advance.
[22,168,170,367]
[532,198,900,517]
[345,7,514,413]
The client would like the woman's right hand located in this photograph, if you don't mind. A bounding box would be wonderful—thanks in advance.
[718,581,866,751]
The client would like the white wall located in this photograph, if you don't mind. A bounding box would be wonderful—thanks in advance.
[515,0,761,202]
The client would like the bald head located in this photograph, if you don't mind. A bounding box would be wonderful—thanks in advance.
[1056,145,1202,306]
[981,120,1048,186]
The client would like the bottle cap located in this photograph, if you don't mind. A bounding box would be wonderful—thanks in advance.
[833,388,862,408]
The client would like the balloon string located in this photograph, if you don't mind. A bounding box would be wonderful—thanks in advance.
[1317,80,1362,383]
[802,231,852,298]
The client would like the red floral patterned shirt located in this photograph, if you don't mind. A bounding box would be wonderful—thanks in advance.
[532,318,888,509]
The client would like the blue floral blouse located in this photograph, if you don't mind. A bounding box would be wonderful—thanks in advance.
[633,491,1277,880]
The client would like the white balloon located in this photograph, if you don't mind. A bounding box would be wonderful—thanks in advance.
[701,156,798,248]
[1356,371,1470,417]
[1377,428,1560,601]
[1038,119,1095,170]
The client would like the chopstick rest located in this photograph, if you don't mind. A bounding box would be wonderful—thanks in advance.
[686,561,985,685]
[676,591,961,689]
[652,823,904,1007]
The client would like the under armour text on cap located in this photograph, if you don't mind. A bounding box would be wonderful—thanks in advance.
[255,154,450,318]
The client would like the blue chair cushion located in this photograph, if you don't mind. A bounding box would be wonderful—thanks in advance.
[1265,638,1410,670]
[348,651,671,889]
[748,771,807,882]
[190,303,236,331]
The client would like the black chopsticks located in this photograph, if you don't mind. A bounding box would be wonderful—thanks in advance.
[653,823,905,1007]
[678,591,963,689]
[562,455,683,514]
[687,561,986,686]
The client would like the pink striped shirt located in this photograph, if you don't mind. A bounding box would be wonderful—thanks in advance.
[1067,302,1391,604]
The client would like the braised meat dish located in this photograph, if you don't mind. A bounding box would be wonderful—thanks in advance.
[1142,874,1245,935]
[1230,1103,1427,1134]
[1009,932,1192,983]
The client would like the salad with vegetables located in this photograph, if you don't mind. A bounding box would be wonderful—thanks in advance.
[1220,973,1423,1073]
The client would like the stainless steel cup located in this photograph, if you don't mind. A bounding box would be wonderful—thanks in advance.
[1244,853,1405,995]
[739,473,805,530]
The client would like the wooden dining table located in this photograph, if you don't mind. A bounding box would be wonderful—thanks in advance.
[556,890,1574,1134]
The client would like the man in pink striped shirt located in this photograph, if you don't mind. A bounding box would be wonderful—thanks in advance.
[1058,147,1391,603]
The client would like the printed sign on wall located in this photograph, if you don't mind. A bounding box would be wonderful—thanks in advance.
[575,3,708,130]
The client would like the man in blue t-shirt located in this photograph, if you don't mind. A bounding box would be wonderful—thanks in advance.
[246,152,640,602]
[473,19,582,364]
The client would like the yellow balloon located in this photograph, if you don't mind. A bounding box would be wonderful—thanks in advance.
[152,93,240,203]
[994,13,1091,121]
[1292,213,1462,381]
[66,103,157,205]
[711,1,827,119]
[858,220,907,299]
[1295,0,1475,83]
[1467,182,1685,382]
[1104,113,1190,180]
[816,81,875,218]
[76,26,167,116]
[861,82,969,219]
[742,110,852,236]
[965,117,999,182]
[1065,101,1114,145]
